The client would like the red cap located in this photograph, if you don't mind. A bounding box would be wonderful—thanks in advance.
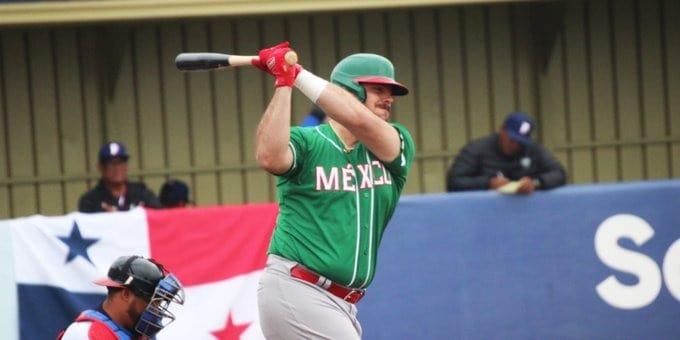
[355,76,409,96]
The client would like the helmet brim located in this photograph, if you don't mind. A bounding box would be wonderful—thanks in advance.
[355,76,409,96]
[93,277,126,288]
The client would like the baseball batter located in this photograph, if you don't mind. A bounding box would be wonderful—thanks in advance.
[252,42,415,339]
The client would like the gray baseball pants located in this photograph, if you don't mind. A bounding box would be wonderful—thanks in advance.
[257,254,362,340]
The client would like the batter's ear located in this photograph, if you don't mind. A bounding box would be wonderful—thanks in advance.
[120,287,133,302]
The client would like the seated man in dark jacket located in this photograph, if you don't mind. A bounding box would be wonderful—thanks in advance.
[446,112,566,194]
[78,141,161,212]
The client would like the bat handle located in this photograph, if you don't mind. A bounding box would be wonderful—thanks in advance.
[230,51,297,68]
[284,51,298,65]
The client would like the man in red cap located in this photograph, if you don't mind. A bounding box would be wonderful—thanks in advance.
[58,256,184,340]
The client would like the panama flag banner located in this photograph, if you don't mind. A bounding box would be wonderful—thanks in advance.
[0,205,278,339]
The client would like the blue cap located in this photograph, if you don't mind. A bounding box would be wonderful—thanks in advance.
[160,180,190,207]
[503,112,534,145]
[98,141,130,163]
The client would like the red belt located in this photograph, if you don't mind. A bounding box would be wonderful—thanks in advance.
[290,265,365,304]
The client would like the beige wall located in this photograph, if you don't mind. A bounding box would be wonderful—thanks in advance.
[0,0,678,218]
[538,0,680,184]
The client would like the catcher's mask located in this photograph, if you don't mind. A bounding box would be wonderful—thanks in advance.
[134,273,185,337]
[94,255,185,337]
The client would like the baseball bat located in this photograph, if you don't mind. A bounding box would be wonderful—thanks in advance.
[175,51,298,71]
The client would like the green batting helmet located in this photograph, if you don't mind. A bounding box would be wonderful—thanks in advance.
[330,53,408,102]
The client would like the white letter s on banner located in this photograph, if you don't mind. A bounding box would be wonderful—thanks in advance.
[595,214,662,309]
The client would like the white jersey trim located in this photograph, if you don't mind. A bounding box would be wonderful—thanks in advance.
[347,171,362,287]
[400,132,407,166]
[360,152,376,289]
[288,142,298,172]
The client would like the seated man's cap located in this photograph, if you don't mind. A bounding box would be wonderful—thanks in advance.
[503,112,535,145]
[98,141,130,164]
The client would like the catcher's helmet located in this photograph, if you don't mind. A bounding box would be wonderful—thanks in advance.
[94,255,184,337]
[94,255,165,301]
[330,53,408,102]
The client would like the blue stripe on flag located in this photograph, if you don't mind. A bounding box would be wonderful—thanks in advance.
[18,284,105,340]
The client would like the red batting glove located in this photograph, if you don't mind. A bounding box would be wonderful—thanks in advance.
[275,64,302,87]
[252,41,300,87]
[251,58,267,73]
[251,41,290,75]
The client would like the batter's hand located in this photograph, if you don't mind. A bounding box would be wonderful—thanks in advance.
[252,41,301,87]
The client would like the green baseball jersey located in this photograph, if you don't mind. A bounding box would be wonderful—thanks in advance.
[268,122,415,289]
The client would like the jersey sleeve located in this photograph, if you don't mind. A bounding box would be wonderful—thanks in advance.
[60,321,120,340]
[60,322,92,339]
[279,126,309,179]
[383,123,415,182]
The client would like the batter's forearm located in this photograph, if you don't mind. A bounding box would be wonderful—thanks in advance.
[295,70,366,127]
[317,84,400,161]
[256,87,294,174]
[316,84,369,128]
[295,69,400,161]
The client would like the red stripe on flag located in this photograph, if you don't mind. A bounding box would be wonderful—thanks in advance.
[146,204,278,286]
